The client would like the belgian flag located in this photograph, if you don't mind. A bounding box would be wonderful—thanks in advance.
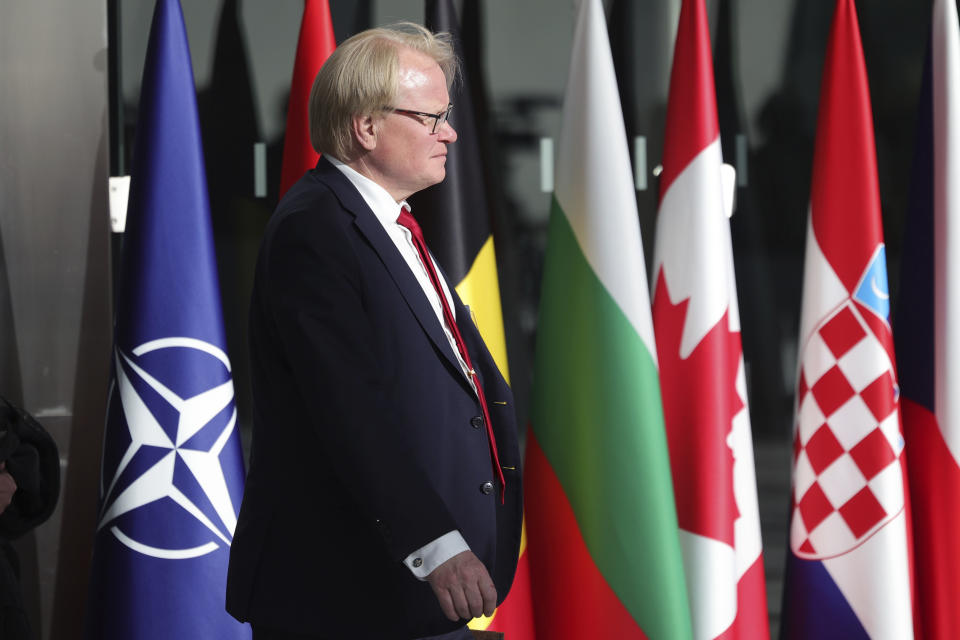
[408,0,509,380]
[409,1,531,637]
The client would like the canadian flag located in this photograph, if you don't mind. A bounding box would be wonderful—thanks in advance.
[651,0,768,638]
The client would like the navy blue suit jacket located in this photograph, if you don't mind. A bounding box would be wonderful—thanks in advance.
[226,157,522,639]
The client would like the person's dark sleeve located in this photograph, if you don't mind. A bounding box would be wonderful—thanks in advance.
[0,397,60,539]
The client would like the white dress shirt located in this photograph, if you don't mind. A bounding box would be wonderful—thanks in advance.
[328,156,471,579]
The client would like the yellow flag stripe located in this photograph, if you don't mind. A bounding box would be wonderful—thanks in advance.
[455,236,510,383]
[460,236,513,632]
[469,611,494,630]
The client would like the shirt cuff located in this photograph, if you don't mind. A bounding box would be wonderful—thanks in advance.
[403,530,470,580]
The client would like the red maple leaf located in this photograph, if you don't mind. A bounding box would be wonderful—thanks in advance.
[653,270,744,546]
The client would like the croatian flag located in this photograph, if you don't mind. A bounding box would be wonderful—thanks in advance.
[781,1,914,638]
[896,0,960,637]
[84,0,250,638]
[651,0,768,637]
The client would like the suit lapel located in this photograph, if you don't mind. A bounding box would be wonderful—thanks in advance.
[313,158,471,390]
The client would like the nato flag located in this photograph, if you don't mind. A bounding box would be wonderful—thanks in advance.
[84,0,250,637]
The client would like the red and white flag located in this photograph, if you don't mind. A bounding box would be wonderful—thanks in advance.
[279,0,335,198]
[651,0,768,637]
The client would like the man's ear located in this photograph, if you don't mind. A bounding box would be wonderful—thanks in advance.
[352,113,378,152]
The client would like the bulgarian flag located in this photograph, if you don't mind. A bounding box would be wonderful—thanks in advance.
[896,0,960,636]
[651,0,769,637]
[278,0,335,198]
[525,0,692,637]
[410,0,511,382]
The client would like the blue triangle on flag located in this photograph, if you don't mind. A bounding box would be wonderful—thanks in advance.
[781,553,870,640]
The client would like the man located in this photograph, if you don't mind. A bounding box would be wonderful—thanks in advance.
[226,23,522,640]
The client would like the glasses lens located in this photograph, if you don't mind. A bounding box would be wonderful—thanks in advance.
[432,105,453,134]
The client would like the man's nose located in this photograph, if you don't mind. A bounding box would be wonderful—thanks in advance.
[438,120,457,142]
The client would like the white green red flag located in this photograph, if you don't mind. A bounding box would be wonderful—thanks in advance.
[525,0,691,637]
[781,0,914,637]
[651,0,768,637]
[896,0,960,636]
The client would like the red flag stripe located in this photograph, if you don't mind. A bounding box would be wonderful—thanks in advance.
[903,398,960,638]
[809,0,884,293]
[484,544,536,637]
[524,432,648,640]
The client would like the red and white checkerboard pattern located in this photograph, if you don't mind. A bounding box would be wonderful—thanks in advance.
[790,301,905,559]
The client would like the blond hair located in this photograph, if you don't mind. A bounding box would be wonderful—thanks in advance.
[308,22,458,160]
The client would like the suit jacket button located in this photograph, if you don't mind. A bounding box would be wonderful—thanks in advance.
[480,481,494,495]
[412,557,423,568]
[471,416,484,429]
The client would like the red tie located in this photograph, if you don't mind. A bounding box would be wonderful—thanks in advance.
[397,207,505,502]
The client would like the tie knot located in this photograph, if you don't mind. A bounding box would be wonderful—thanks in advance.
[397,206,426,245]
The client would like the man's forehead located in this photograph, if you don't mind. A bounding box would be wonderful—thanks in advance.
[398,65,431,90]
[397,48,442,83]
[395,49,448,107]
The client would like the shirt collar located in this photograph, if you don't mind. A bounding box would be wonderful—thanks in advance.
[327,155,410,226]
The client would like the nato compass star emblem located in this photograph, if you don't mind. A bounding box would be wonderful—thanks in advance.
[97,337,243,559]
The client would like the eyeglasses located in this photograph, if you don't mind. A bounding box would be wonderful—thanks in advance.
[388,103,454,134]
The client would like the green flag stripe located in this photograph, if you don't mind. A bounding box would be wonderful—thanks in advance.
[531,197,692,639]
